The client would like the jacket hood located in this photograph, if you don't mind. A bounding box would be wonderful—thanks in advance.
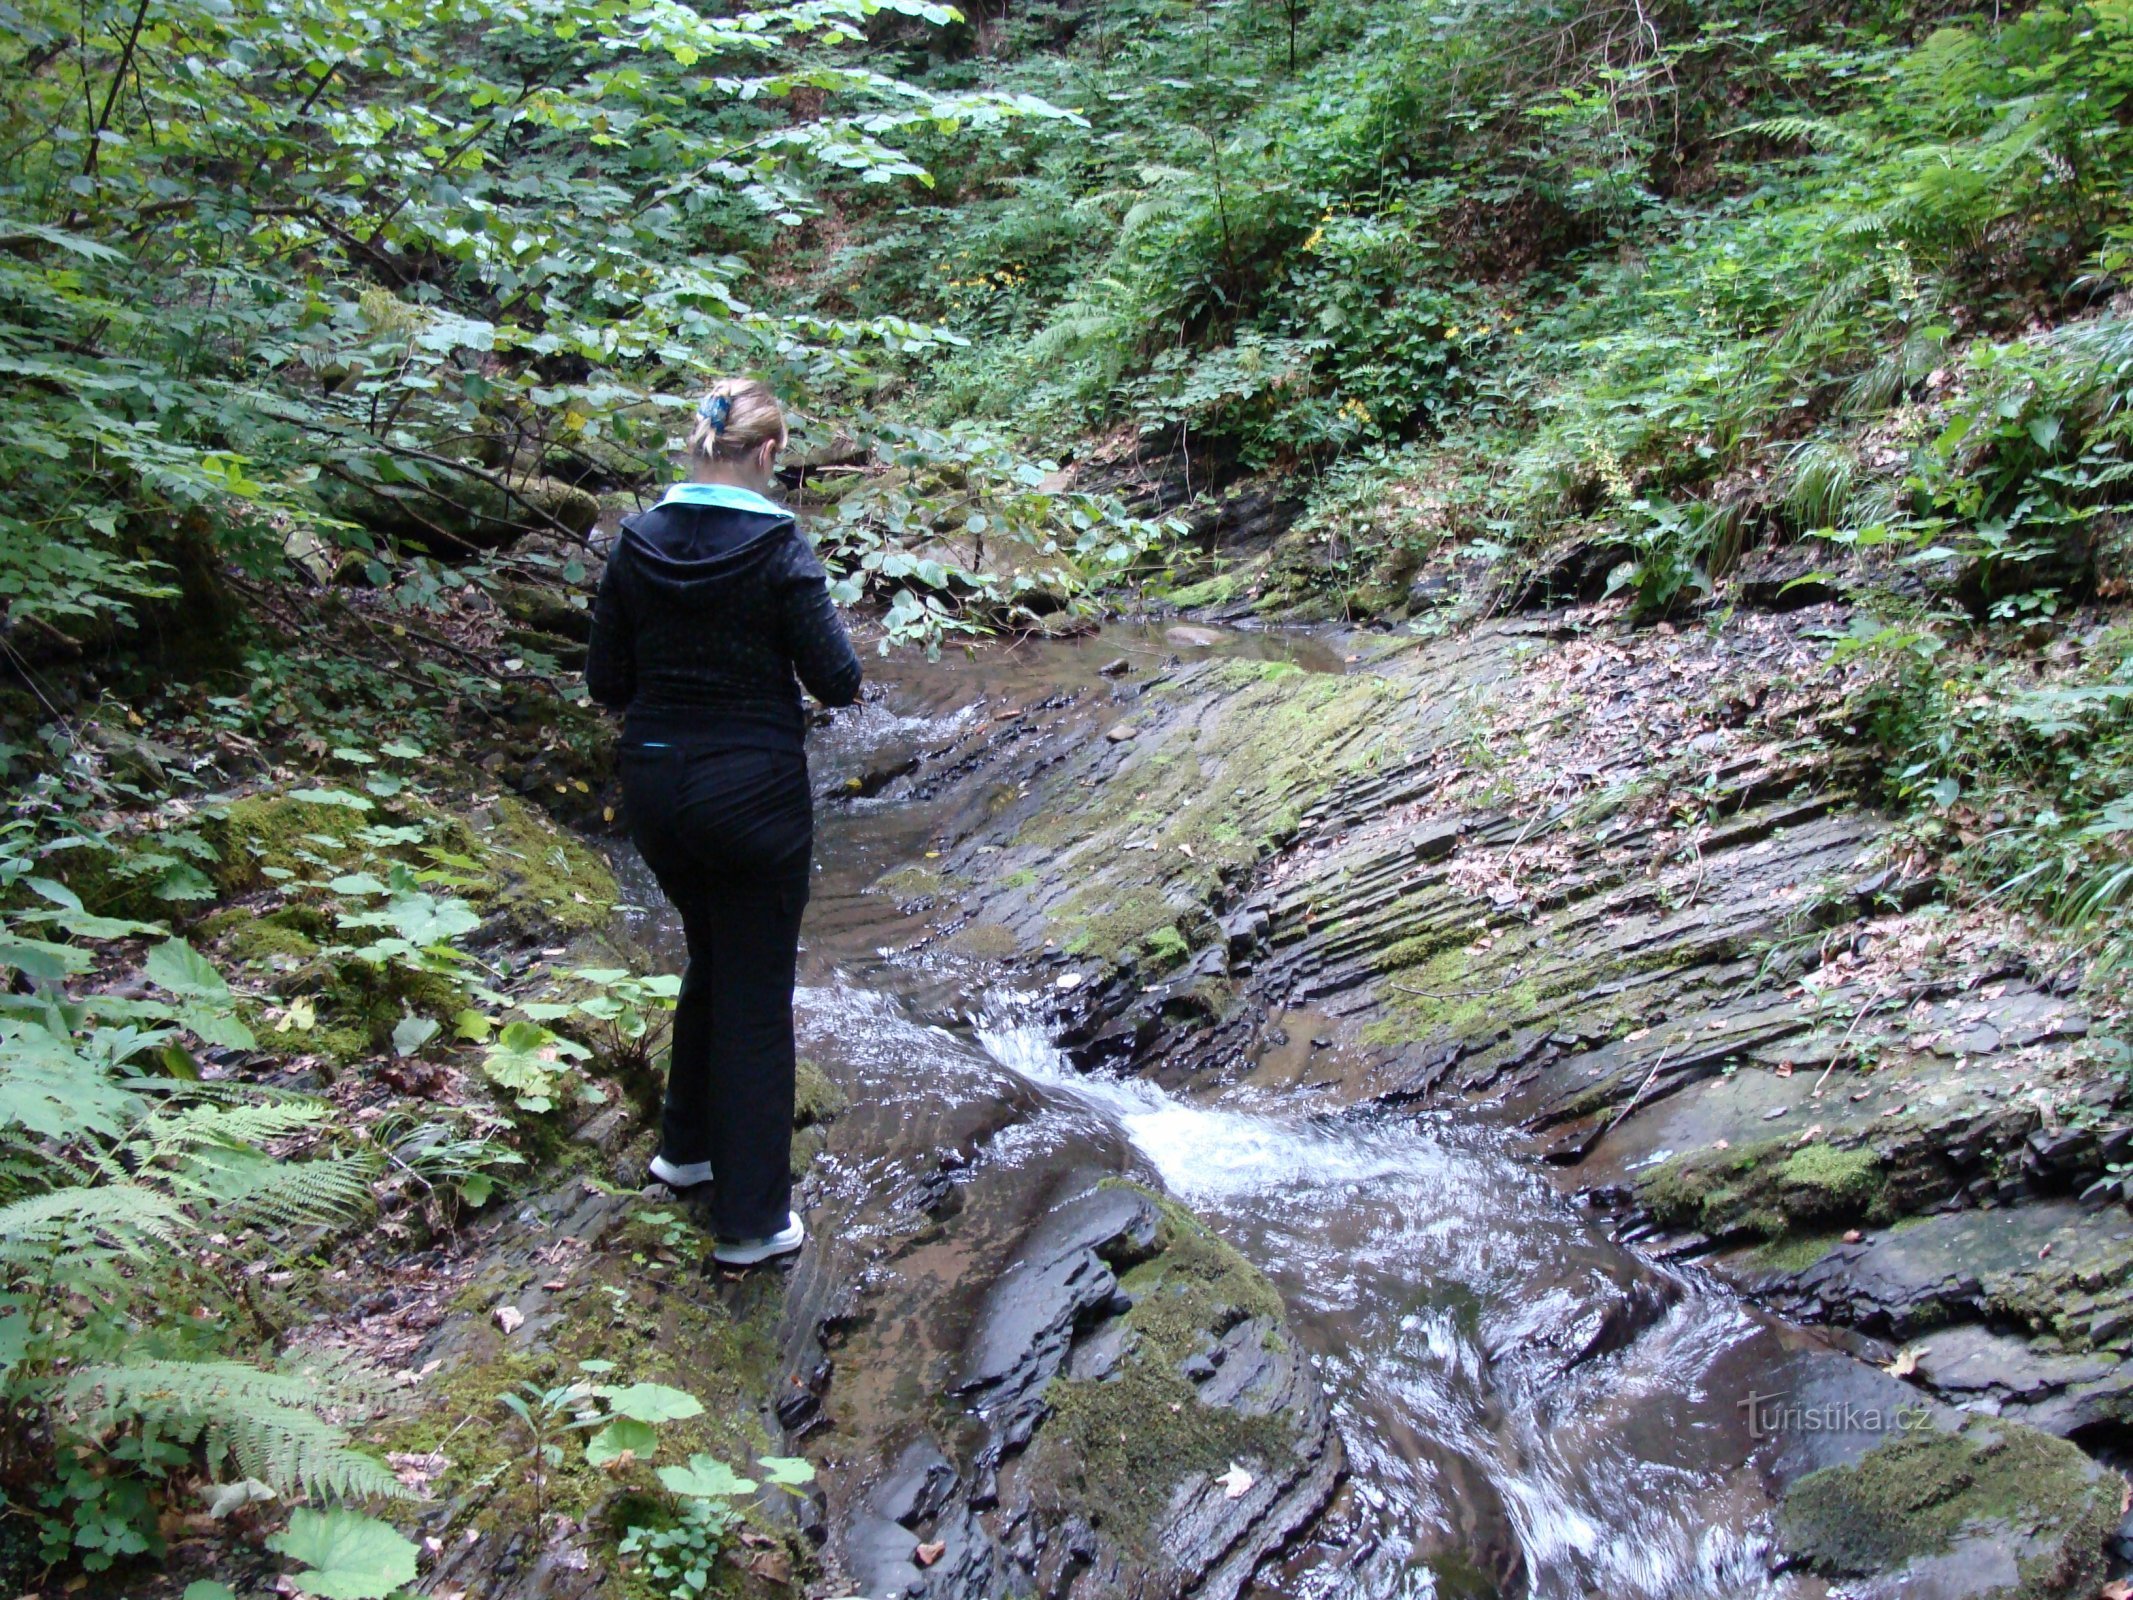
[616,483,795,581]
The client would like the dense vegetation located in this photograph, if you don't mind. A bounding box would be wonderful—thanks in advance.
[2,0,2131,1590]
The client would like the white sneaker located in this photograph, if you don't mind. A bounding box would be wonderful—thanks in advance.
[648,1155,713,1189]
[712,1211,805,1267]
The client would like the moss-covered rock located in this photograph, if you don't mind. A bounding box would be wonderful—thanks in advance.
[463,794,619,940]
[208,792,376,893]
[1777,1420,2119,1598]
[1640,1136,1885,1241]
[1026,1186,1296,1553]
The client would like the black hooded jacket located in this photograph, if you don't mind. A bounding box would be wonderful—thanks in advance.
[586,493,863,751]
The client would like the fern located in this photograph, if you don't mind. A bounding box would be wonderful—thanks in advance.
[1738,115,1870,154]
[63,1360,408,1502]
[0,1183,187,1260]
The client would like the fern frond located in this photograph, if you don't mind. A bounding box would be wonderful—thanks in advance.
[63,1359,408,1502]
[220,1153,382,1230]
[0,1184,185,1259]
[1739,115,1870,154]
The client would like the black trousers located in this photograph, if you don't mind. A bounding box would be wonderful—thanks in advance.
[622,744,812,1240]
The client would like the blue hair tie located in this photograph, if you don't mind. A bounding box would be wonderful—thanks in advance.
[698,393,732,431]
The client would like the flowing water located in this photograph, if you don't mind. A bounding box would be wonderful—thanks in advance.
[621,624,1848,1600]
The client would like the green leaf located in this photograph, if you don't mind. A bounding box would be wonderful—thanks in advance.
[656,1453,756,1500]
[585,1416,659,1466]
[596,1382,705,1423]
[265,1507,419,1600]
[756,1455,816,1487]
[76,910,172,939]
[289,788,375,812]
[183,1585,239,1600]
[144,938,231,1000]
[459,1172,495,1207]
[380,740,425,759]
[391,1015,440,1058]
[0,937,94,980]
[154,862,218,902]
[24,876,83,912]
[181,1003,257,1051]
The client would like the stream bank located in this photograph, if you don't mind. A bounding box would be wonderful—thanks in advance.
[775,607,2129,1599]
[134,606,2125,1599]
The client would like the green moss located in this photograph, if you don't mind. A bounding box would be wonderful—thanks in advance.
[793,1057,843,1130]
[947,921,1020,959]
[1142,926,1191,969]
[1748,1230,1845,1276]
[1641,1138,1885,1240]
[1026,1185,1294,1555]
[383,1229,793,1549]
[873,863,942,900]
[1047,884,1182,966]
[1163,572,1242,610]
[789,1056,845,1176]
[1778,1421,2117,1595]
[206,907,322,970]
[208,793,373,892]
[1361,943,1541,1049]
[471,794,618,939]
[1000,868,1038,890]
[44,830,222,923]
[257,951,468,1065]
[1779,1142,1882,1209]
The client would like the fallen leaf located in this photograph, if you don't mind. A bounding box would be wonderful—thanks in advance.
[1885,1344,1926,1378]
[746,1548,793,1584]
[1774,1060,1794,1078]
[1216,1463,1254,1500]
[2040,1243,2053,1259]
[494,1305,524,1335]
[914,1540,947,1568]
[1713,1139,1730,1151]
[1843,1229,1863,1244]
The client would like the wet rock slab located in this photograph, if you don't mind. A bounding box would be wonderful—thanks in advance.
[865,610,2133,1597]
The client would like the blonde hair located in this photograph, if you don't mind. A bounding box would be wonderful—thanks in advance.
[687,378,788,465]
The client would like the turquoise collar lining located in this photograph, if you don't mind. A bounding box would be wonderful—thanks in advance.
[659,482,787,518]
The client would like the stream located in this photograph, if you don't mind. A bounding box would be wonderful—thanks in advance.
[619,624,1858,1600]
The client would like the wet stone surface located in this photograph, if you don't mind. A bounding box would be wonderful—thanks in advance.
[391,614,2127,1600]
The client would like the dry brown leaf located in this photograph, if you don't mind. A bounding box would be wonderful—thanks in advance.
[493,1305,524,1335]
[1885,1344,1926,1378]
[1774,1061,1794,1078]
[915,1540,947,1568]
[746,1548,793,1585]
[1843,1229,1863,1244]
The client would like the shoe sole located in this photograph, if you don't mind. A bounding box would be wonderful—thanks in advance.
[648,1159,713,1189]
[713,1217,805,1268]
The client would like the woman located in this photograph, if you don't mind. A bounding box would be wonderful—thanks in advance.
[586,378,862,1267]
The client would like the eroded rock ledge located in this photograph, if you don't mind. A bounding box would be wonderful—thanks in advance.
[870,607,2130,1598]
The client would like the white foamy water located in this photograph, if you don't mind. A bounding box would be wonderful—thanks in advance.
[971,1008,1796,1600]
